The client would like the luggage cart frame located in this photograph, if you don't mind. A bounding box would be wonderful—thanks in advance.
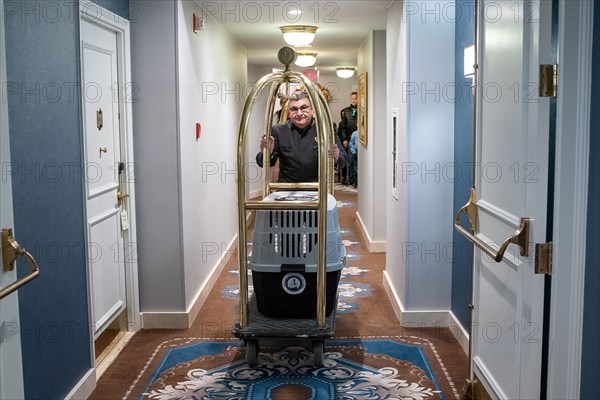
[233,47,338,366]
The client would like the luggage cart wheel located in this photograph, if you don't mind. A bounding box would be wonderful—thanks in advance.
[245,339,259,365]
[312,340,324,366]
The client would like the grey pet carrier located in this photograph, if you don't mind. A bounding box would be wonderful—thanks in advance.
[248,191,345,317]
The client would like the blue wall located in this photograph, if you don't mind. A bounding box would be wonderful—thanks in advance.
[451,0,475,329]
[580,3,600,398]
[86,0,130,20]
[5,0,128,397]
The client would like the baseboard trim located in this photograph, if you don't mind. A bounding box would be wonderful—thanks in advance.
[355,211,386,252]
[382,271,469,355]
[142,234,237,329]
[448,310,470,356]
[141,311,190,329]
[250,188,262,199]
[382,270,403,321]
[187,235,237,325]
[382,271,451,326]
[64,367,96,400]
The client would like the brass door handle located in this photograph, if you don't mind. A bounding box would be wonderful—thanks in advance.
[1,228,41,300]
[454,191,531,263]
[455,215,531,262]
[117,191,129,201]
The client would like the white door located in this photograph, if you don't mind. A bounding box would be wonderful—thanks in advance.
[0,0,25,395]
[80,20,127,339]
[472,1,552,398]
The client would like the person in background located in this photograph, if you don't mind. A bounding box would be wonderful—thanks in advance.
[337,92,357,184]
[256,91,348,183]
[348,129,358,188]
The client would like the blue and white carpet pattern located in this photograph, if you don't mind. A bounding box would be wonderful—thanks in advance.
[141,340,444,400]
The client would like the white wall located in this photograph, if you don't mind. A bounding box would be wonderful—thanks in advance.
[131,0,247,318]
[131,0,183,311]
[385,0,408,309]
[177,0,247,308]
[385,1,455,315]
[357,31,387,249]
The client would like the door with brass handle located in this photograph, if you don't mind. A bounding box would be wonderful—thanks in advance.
[455,1,553,398]
[1,228,40,300]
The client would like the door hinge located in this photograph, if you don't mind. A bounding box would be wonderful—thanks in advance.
[535,242,552,275]
[539,64,558,97]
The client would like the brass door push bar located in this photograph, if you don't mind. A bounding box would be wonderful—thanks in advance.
[454,189,531,263]
[1,228,40,300]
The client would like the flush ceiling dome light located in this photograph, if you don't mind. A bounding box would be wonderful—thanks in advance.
[336,67,356,79]
[280,25,318,47]
[295,53,317,67]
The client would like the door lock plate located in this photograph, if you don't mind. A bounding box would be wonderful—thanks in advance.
[2,228,18,272]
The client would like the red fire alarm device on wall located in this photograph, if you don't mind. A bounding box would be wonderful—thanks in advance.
[196,122,201,140]
[193,13,204,33]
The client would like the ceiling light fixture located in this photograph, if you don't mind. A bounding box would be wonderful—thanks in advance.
[286,8,302,17]
[295,53,317,67]
[280,25,318,47]
[336,67,356,79]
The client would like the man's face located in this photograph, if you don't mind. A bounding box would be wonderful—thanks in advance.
[288,98,313,129]
[350,94,358,107]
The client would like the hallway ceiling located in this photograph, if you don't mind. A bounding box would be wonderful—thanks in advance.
[196,0,390,73]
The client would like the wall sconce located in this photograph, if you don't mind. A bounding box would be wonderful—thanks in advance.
[336,67,356,79]
[295,53,317,67]
[280,25,318,47]
[464,44,475,79]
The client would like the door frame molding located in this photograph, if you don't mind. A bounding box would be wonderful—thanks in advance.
[78,0,140,336]
[547,1,593,399]
[0,0,25,397]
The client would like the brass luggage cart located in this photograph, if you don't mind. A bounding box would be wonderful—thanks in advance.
[233,47,343,366]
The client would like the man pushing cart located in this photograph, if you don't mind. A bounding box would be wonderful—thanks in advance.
[233,47,347,366]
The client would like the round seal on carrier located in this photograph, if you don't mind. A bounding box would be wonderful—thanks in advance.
[281,272,306,295]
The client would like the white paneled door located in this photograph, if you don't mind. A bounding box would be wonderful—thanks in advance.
[473,1,552,398]
[81,19,127,339]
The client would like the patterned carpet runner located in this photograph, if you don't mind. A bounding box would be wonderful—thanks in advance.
[89,185,467,399]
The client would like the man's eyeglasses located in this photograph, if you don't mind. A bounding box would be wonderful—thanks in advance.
[289,104,311,113]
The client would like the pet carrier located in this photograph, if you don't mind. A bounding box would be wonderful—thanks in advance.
[249,191,345,317]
